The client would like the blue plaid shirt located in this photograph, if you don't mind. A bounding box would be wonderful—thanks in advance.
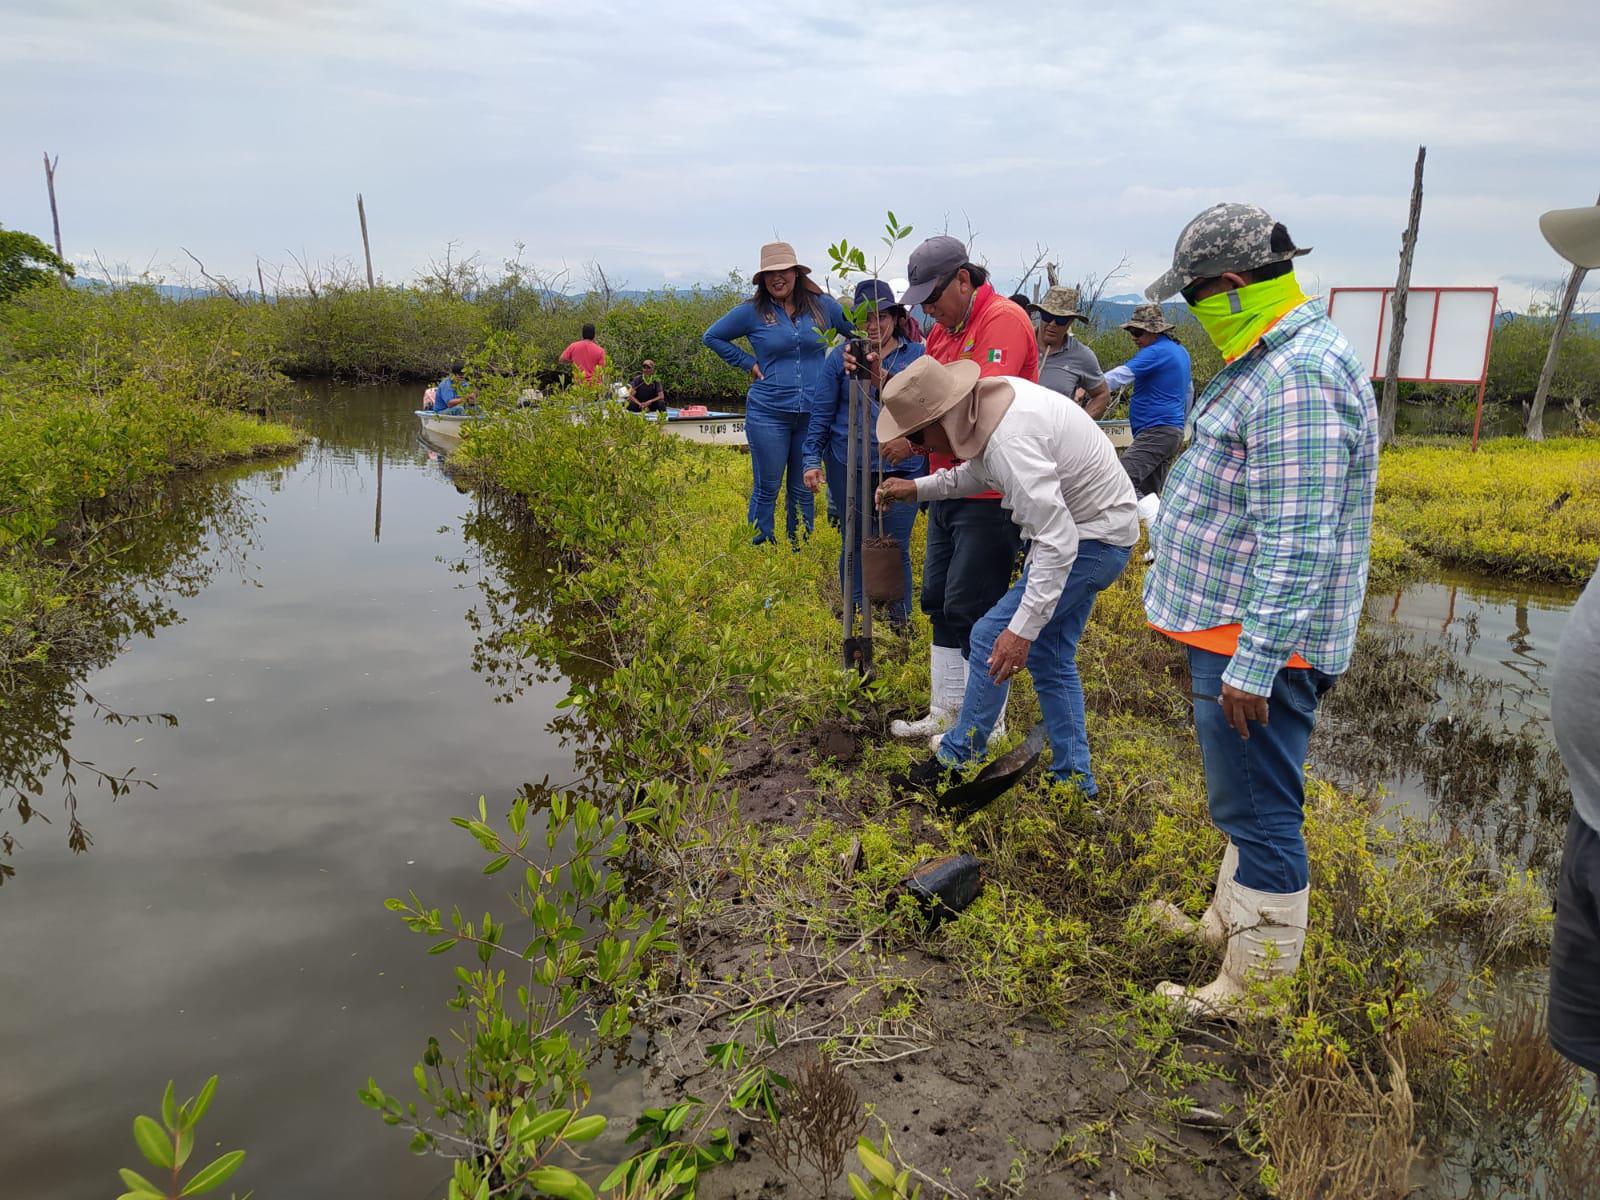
[1143,299,1379,695]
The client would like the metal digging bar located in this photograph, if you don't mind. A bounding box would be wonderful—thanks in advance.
[842,367,875,679]
[856,367,874,663]
[841,371,860,670]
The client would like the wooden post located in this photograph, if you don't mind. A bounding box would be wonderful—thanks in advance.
[1379,146,1426,446]
[357,193,375,290]
[1526,189,1600,441]
[42,152,66,283]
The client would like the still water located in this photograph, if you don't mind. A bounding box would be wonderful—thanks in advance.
[0,385,630,1199]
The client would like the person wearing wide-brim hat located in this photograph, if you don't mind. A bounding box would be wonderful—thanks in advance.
[874,356,1140,795]
[1542,201,1600,1079]
[704,242,854,545]
[1029,286,1111,415]
[1099,302,1191,500]
[800,278,927,627]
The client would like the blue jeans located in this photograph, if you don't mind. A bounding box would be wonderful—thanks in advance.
[921,498,1023,655]
[823,452,917,623]
[745,404,813,545]
[938,542,1132,795]
[1187,646,1337,893]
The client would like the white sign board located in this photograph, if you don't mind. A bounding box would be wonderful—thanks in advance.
[1327,287,1498,384]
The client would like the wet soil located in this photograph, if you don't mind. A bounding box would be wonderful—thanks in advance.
[643,729,1266,1200]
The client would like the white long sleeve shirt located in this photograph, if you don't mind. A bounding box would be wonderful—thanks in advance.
[915,378,1140,640]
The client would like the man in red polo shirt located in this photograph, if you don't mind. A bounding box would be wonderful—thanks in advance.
[882,236,1038,741]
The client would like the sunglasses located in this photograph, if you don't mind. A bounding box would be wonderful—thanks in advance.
[1181,277,1221,306]
[921,270,958,308]
[1037,312,1074,326]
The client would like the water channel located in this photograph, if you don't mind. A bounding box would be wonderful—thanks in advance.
[0,384,1583,1198]
[1,384,635,1199]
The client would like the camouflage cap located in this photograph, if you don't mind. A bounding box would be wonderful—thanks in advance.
[1029,285,1086,321]
[1144,203,1311,301]
[1120,303,1175,335]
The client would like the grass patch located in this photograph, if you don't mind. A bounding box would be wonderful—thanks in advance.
[1373,436,1599,585]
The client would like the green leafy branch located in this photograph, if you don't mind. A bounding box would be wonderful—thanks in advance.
[118,1076,248,1200]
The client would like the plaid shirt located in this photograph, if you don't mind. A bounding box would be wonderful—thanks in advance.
[1143,300,1379,695]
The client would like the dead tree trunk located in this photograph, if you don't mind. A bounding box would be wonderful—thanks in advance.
[357,194,375,290]
[1379,146,1426,446]
[42,152,66,283]
[257,259,268,304]
[1527,189,1600,441]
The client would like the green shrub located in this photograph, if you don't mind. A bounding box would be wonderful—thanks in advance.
[1375,437,1600,582]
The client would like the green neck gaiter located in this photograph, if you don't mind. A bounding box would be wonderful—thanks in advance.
[1187,273,1309,362]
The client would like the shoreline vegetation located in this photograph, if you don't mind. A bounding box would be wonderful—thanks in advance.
[1,275,1596,1195]
[410,395,1595,1198]
[1,283,301,878]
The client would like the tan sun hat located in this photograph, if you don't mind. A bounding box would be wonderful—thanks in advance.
[752,241,823,293]
[1030,285,1086,321]
[1121,302,1176,335]
[1540,204,1600,270]
[876,355,983,443]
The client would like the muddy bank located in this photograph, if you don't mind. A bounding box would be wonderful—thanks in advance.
[634,729,1266,1200]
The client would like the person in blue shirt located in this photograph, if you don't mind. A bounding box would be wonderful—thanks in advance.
[433,365,468,414]
[802,279,926,628]
[1101,304,1191,497]
[704,242,853,545]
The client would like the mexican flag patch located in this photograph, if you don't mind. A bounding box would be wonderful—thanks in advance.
[987,348,1005,364]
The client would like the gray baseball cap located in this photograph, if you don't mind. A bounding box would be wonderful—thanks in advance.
[1144,203,1311,301]
[898,235,969,307]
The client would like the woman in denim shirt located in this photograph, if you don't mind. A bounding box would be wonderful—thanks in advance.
[704,242,852,545]
[802,279,925,627]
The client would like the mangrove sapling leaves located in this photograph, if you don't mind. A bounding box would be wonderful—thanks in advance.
[178,1150,246,1196]
[133,1114,174,1169]
[118,1167,163,1196]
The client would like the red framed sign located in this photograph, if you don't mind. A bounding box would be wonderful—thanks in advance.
[1327,286,1499,447]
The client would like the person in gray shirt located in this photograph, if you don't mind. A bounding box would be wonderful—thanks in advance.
[1029,286,1110,412]
[1542,199,1600,1075]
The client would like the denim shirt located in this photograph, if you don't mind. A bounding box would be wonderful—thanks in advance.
[703,293,853,413]
[803,341,927,475]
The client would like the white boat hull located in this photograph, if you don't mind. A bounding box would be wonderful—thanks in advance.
[1098,419,1132,449]
[657,415,747,447]
[415,410,486,443]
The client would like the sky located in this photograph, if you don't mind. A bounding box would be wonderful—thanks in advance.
[3,0,1597,309]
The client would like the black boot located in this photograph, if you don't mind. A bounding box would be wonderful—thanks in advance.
[902,755,960,793]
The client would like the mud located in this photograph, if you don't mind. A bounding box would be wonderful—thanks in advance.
[644,727,1267,1199]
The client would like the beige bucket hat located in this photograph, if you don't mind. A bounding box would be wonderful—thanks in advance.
[1030,285,1086,321]
[1121,302,1176,335]
[752,241,823,293]
[1540,204,1600,269]
[876,356,982,443]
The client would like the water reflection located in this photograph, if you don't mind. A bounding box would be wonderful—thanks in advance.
[1314,571,1578,884]
[0,384,597,1200]
[1,465,266,879]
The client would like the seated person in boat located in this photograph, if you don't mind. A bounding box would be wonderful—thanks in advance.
[627,360,667,412]
[433,365,471,414]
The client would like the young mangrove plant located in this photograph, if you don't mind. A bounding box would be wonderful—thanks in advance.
[117,1075,248,1200]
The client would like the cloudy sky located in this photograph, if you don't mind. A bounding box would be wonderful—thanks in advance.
[3,0,1595,307]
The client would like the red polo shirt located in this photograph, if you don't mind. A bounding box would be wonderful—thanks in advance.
[923,282,1038,495]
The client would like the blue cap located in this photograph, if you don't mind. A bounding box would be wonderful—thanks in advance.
[852,278,903,311]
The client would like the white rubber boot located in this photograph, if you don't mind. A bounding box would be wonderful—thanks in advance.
[1147,842,1237,947]
[927,657,1007,752]
[891,645,961,739]
[1155,879,1309,1020]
